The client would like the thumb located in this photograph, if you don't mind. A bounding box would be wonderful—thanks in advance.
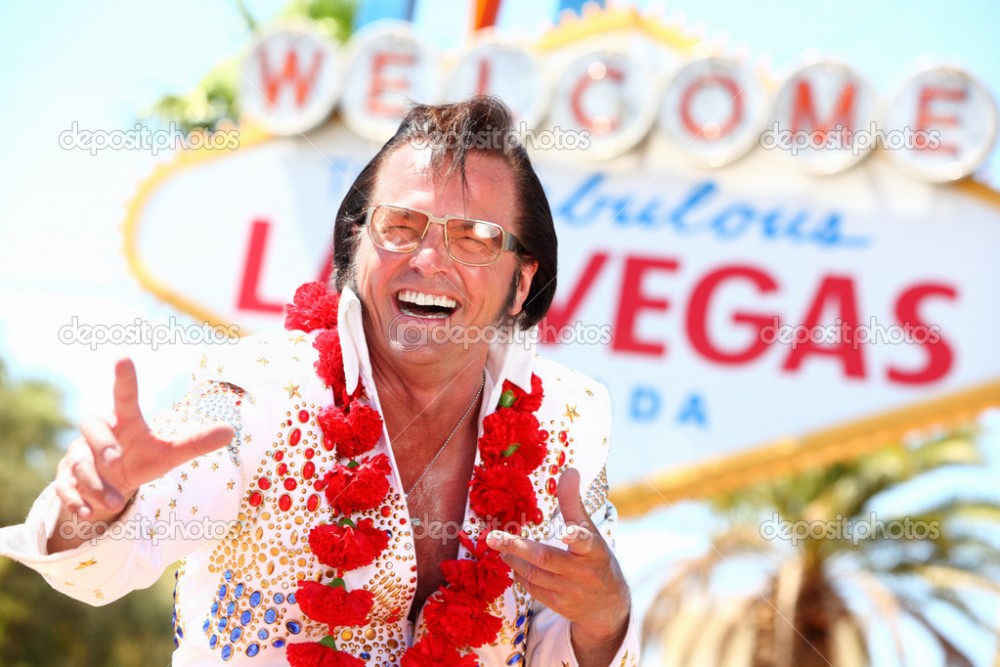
[557,467,590,527]
[163,422,236,470]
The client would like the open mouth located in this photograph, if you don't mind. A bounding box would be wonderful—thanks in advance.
[396,289,458,319]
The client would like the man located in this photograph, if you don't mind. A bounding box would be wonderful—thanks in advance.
[0,97,638,666]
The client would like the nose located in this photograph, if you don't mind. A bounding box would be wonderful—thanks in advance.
[408,220,451,275]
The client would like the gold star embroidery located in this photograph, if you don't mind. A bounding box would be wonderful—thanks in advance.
[585,387,594,396]
[283,382,301,398]
[244,434,253,443]
[216,365,224,375]
[93,589,104,600]
[180,472,188,481]
[256,356,270,367]
[154,509,161,520]
[191,506,198,515]
[564,404,580,423]
[169,499,177,509]
[191,460,200,469]
[177,484,183,493]
[289,333,306,345]
[227,480,236,490]
[212,462,220,471]
[199,354,208,369]
[75,558,97,570]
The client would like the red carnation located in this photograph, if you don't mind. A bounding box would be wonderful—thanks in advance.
[286,641,365,667]
[440,546,511,602]
[294,580,374,627]
[469,464,543,531]
[423,588,503,649]
[322,454,392,514]
[285,282,340,333]
[499,374,543,412]
[307,518,390,572]
[400,634,479,667]
[478,410,547,474]
[314,330,349,404]
[316,402,383,459]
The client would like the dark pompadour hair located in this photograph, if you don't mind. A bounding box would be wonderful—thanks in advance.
[331,96,557,329]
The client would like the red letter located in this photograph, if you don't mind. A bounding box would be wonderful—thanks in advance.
[571,65,624,135]
[914,86,965,154]
[612,257,679,356]
[687,266,778,364]
[539,253,608,344]
[790,79,857,141]
[238,219,285,314]
[680,74,743,140]
[259,47,324,108]
[367,51,416,117]
[783,276,865,378]
[886,283,956,384]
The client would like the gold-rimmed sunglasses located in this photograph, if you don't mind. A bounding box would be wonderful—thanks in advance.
[364,204,521,267]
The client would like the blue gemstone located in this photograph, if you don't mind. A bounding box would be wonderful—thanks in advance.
[224,570,233,581]
[249,591,262,607]
[273,639,286,648]
[514,632,525,645]
[230,627,242,642]
[274,593,284,604]
[506,652,523,666]
[286,621,302,635]
[287,593,296,604]
[264,609,277,624]
[257,629,269,640]
[241,610,252,626]
[218,585,228,600]
[360,652,371,660]
[177,626,184,639]
[235,583,245,598]
[218,617,228,631]
[202,620,210,633]
[515,614,526,628]
[221,645,233,661]
[211,601,220,616]
[209,635,218,649]
[227,602,235,615]
[173,638,179,648]
[247,643,260,657]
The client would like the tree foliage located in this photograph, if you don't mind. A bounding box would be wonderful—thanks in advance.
[642,425,1000,666]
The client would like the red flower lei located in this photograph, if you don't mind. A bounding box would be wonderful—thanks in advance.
[282,282,548,666]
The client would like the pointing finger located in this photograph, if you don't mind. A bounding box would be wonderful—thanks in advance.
[113,358,144,425]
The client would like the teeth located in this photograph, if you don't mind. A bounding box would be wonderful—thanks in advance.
[398,290,457,309]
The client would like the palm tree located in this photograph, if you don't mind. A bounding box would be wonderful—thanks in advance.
[641,425,1000,667]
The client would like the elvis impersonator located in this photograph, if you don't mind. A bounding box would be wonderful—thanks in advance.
[1,97,639,667]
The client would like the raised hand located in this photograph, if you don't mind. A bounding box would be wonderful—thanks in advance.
[485,467,631,666]
[49,359,235,551]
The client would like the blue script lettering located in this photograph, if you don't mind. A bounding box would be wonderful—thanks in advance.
[555,173,868,248]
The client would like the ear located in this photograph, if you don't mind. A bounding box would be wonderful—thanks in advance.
[509,258,539,318]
